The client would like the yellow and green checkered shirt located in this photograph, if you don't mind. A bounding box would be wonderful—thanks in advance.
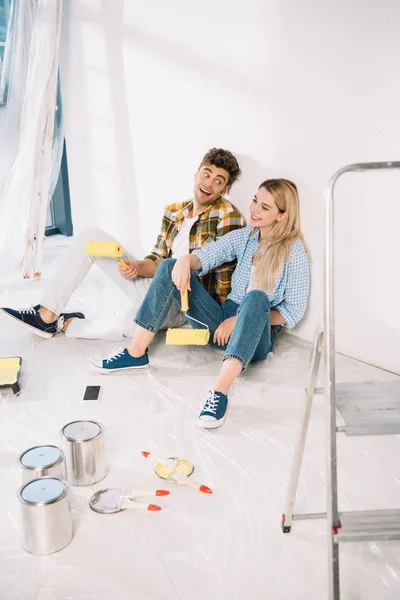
[145,198,246,299]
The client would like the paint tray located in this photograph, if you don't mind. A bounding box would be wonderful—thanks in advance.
[0,357,22,395]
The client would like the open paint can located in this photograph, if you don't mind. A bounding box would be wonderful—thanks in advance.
[61,420,107,486]
[18,477,73,554]
[18,445,66,485]
[154,457,194,480]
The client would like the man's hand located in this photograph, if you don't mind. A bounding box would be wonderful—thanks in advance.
[218,296,228,305]
[213,316,237,346]
[172,256,192,292]
[119,260,140,280]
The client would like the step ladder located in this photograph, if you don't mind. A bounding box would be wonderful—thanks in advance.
[281,161,400,600]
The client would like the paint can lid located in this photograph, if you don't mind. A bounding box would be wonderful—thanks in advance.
[19,477,68,505]
[89,488,125,514]
[61,420,103,442]
[19,445,63,470]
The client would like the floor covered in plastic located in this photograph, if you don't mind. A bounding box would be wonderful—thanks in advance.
[1,236,400,600]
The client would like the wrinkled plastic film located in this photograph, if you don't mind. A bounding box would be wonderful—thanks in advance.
[49,78,64,199]
[0,0,35,199]
[1,252,400,599]
[0,0,16,105]
[0,0,64,273]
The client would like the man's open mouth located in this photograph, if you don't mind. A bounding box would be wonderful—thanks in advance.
[199,187,212,196]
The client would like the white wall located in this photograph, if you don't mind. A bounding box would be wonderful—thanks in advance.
[59,0,400,373]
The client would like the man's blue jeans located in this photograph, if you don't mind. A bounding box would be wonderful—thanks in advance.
[134,259,282,370]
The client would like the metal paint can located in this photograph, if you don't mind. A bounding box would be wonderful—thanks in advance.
[18,445,66,485]
[61,420,107,486]
[18,477,73,554]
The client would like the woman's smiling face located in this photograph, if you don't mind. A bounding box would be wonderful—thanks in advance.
[249,187,285,231]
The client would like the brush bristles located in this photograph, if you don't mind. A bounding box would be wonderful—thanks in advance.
[166,329,210,346]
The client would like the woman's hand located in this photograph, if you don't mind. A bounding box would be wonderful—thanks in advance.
[119,260,139,280]
[172,256,192,292]
[213,316,237,346]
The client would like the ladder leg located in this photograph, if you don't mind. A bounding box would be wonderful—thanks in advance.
[328,541,340,600]
[325,173,341,599]
[327,360,341,599]
[281,330,324,532]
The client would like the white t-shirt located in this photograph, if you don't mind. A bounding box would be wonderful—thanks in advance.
[171,216,199,258]
[246,265,258,292]
[246,265,269,293]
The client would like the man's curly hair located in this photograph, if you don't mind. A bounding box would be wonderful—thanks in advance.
[200,148,241,187]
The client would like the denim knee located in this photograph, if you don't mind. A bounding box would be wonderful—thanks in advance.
[240,289,270,311]
[156,257,177,277]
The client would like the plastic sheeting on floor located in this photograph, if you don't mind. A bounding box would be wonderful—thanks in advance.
[1,238,400,600]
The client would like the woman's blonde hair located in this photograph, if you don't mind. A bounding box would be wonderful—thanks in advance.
[253,178,309,292]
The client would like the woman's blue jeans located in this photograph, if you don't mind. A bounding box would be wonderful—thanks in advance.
[134,258,281,370]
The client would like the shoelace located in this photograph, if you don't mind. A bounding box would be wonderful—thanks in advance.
[106,348,125,364]
[203,390,220,415]
[19,306,61,331]
[20,307,37,315]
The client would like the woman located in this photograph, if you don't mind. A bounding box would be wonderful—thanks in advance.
[93,179,311,429]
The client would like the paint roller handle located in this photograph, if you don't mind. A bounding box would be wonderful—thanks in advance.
[171,255,192,297]
[181,289,189,312]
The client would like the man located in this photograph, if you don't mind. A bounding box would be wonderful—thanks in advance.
[1,148,246,339]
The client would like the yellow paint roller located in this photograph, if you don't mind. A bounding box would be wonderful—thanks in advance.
[166,289,210,346]
[85,241,129,268]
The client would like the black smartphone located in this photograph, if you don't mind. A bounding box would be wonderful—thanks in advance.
[83,385,101,401]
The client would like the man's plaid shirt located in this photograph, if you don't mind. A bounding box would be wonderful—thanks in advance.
[145,198,246,298]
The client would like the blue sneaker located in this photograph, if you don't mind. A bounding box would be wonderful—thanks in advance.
[92,348,149,373]
[0,305,59,338]
[199,390,228,428]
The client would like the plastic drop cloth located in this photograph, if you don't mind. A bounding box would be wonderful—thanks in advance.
[1,239,400,600]
[0,0,64,268]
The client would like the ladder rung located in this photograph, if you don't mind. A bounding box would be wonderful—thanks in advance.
[334,509,400,543]
[292,512,326,521]
[335,381,400,436]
